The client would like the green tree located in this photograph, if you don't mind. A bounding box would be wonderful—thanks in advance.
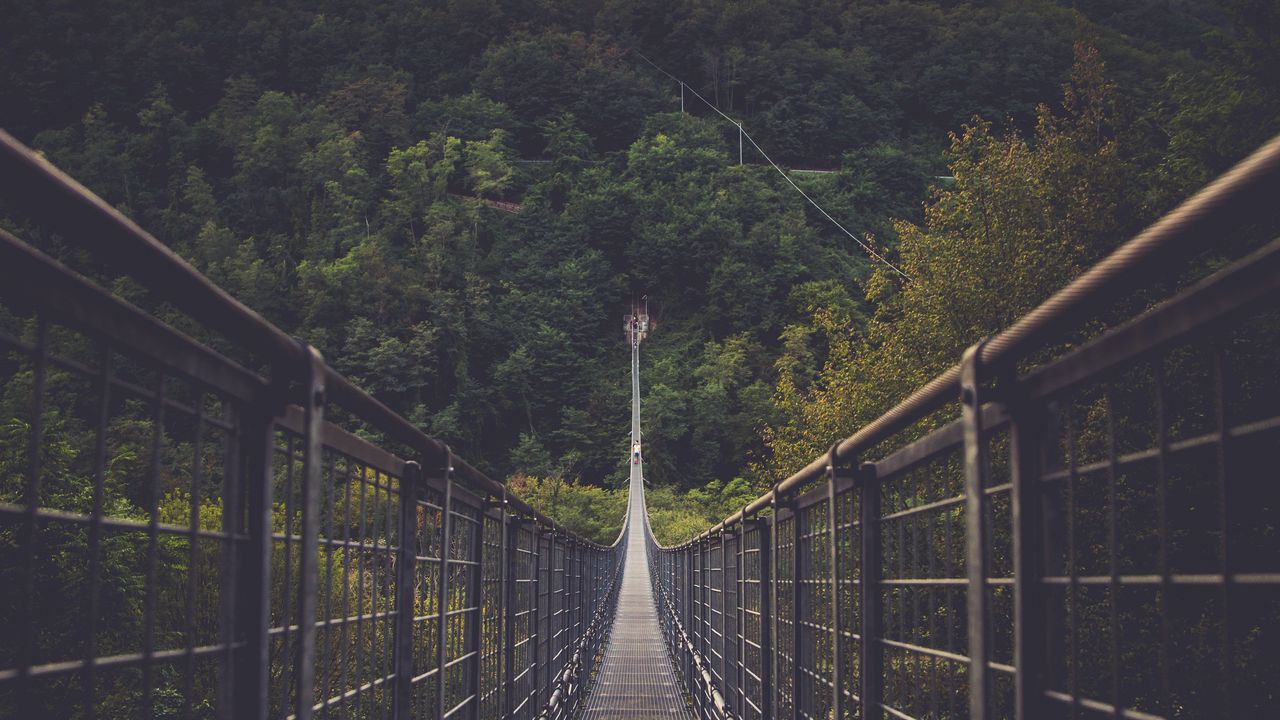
[763,43,1144,476]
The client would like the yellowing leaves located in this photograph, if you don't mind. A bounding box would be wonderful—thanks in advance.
[762,43,1142,479]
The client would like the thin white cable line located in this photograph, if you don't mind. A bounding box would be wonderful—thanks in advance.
[634,51,910,280]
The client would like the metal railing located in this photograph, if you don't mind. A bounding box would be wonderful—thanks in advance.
[649,133,1280,720]
[0,129,625,720]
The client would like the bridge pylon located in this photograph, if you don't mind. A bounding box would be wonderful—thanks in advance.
[623,294,651,347]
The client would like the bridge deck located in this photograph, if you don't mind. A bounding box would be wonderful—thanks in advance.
[580,344,691,719]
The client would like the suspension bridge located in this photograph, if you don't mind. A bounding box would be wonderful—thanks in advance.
[1,125,1279,720]
[579,323,690,719]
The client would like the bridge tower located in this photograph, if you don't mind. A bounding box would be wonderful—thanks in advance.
[623,294,651,346]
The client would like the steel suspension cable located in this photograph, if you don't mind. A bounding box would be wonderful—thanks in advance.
[633,51,911,281]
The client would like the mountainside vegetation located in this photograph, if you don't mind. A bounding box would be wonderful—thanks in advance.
[3,0,1278,544]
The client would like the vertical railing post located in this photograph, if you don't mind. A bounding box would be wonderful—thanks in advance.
[961,341,992,720]
[860,461,882,720]
[436,451,455,719]
[231,364,286,720]
[293,347,326,720]
[392,461,421,720]
[826,444,848,720]
[1012,399,1047,719]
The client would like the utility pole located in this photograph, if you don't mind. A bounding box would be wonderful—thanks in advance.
[680,82,684,113]
[738,122,743,165]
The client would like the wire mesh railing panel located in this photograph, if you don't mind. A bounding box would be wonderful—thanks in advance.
[507,523,534,720]
[269,431,305,719]
[550,539,565,685]
[408,484,444,718]
[0,131,624,720]
[535,532,551,711]
[774,512,795,719]
[479,511,503,718]
[293,438,405,720]
[986,427,1017,718]
[692,541,704,666]
[834,483,861,718]
[0,310,250,720]
[1033,309,1280,719]
[875,435,973,719]
[739,524,767,720]
[710,536,725,692]
[724,531,739,717]
[794,495,833,720]
[579,544,589,661]
[443,496,482,716]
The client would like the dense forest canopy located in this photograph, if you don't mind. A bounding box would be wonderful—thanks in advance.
[3,0,1278,542]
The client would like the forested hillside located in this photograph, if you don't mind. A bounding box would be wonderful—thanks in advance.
[3,0,1277,542]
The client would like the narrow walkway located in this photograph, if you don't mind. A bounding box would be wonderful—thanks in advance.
[579,344,691,719]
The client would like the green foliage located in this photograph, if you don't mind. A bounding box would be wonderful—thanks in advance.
[507,474,627,545]
[763,44,1152,477]
[644,478,761,546]
[2,0,1278,544]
